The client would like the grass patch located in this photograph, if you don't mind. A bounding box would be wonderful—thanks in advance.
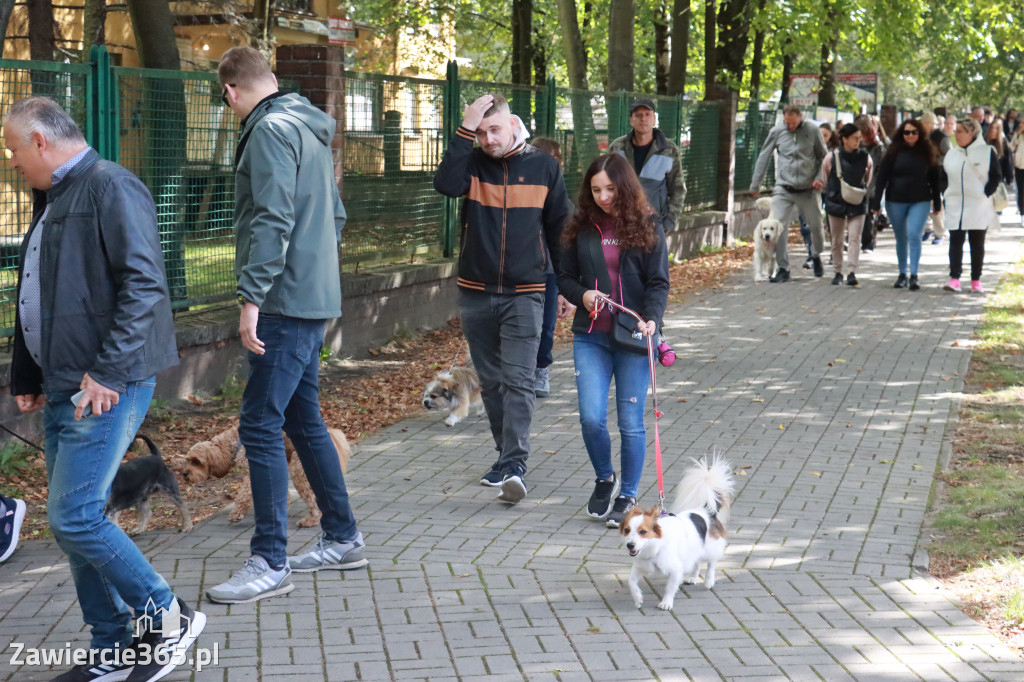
[928,254,1024,652]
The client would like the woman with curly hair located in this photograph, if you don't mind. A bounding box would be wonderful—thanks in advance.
[870,118,942,290]
[558,154,669,529]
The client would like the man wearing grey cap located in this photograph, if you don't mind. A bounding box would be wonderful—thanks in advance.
[608,98,686,230]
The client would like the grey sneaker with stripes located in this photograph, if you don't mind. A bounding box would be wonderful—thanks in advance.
[205,555,294,604]
[289,532,368,573]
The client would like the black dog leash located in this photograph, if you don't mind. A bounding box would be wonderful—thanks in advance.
[0,423,44,453]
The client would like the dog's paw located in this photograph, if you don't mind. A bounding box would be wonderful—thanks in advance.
[296,514,320,529]
[634,600,643,610]
[227,510,245,523]
[444,414,461,427]
[705,577,716,590]
[475,408,486,418]
[657,599,675,611]
[683,576,697,585]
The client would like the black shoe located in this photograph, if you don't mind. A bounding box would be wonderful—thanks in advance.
[606,495,637,529]
[497,465,527,503]
[51,655,135,681]
[802,256,812,269]
[125,597,207,682]
[846,273,858,286]
[480,462,503,487]
[862,247,874,253]
[812,256,824,277]
[769,268,790,283]
[831,273,843,285]
[587,474,620,519]
[893,274,908,289]
[922,231,933,242]
[909,274,920,291]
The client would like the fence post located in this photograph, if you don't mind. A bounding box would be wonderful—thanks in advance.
[544,77,556,137]
[89,45,114,161]
[442,60,459,257]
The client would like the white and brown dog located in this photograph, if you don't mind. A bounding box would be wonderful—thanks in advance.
[422,366,484,426]
[621,455,735,611]
[753,196,784,282]
[178,425,351,528]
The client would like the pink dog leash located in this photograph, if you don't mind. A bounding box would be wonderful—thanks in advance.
[589,294,666,509]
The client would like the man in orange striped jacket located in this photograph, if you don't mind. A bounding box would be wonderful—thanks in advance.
[434,93,571,504]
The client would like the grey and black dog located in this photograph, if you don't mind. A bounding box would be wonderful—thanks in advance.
[105,434,192,535]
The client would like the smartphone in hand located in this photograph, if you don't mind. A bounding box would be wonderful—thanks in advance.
[71,389,92,417]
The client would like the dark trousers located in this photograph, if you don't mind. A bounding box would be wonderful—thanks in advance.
[1015,168,1024,215]
[948,230,986,281]
[536,272,558,370]
[861,211,877,250]
[458,289,543,473]
[240,315,358,569]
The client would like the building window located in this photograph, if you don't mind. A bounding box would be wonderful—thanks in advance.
[275,0,313,15]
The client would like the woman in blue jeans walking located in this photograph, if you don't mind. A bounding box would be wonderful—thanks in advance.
[870,118,942,290]
[558,154,669,528]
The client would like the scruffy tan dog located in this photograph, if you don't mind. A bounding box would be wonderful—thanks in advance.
[422,365,484,426]
[179,426,350,528]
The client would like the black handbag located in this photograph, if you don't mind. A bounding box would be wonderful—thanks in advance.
[609,311,650,355]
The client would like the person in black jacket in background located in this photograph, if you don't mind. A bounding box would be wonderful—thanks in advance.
[434,94,571,504]
[558,154,669,530]
[870,119,942,291]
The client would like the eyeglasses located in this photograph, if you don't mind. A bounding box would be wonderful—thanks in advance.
[220,84,236,106]
[902,129,919,136]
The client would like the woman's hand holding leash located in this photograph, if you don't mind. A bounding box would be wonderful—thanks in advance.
[582,289,607,313]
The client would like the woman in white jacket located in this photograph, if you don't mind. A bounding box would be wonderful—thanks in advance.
[943,118,1002,293]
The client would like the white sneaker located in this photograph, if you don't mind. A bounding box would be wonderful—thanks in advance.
[206,555,294,604]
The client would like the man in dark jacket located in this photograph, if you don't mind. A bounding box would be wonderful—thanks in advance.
[207,47,366,605]
[434,93,570,504]
[607,98,687,229]
[4,96,205,682]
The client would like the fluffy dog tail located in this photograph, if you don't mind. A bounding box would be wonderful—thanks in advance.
[755,196,774,220]
[671,453,735,524]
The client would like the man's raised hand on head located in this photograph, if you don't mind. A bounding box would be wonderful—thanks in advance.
[462,95,495,132]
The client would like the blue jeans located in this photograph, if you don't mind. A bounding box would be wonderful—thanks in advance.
[240,315,358,569]
[45,378,173,650]
[886,201,931,275]
[573,332,651,499]
[458,289,543,473]
[536,272,558,370]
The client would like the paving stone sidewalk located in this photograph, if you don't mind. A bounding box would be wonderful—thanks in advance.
[4,217,1024,681]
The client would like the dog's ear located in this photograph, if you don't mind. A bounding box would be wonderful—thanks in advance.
[620,506,642,535]
[644,506,664,538]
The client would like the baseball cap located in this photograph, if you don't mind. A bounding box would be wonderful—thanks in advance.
[630,98,656,114]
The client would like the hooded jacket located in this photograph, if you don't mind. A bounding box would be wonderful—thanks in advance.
[750,119,826,193]
[434,125,570,295]
[234,93,346,318]
[608,128,686,225]
[944,133,1001,231]
[11,150,178,396]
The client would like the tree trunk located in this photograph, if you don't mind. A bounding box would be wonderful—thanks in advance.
[703,0,716,94]
[28,0,57,98]
[126,0,189,303]
[749,0,767,99]
[511,0,534,85]
[667,0,689,96]
[555,0,598,179]
[607,0,634,92]
[715,0,753,87]
[780,51,794,104]
[28,0,55,61]
[0,0,15,59]
[533,32,547,87]
[654,3,670,95]
[81,0,107,60]
[817,3,838,107]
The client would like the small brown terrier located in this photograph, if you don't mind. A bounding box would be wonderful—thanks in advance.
[179,425,350,528]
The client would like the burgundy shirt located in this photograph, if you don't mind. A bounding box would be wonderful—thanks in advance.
[591,212,621,333]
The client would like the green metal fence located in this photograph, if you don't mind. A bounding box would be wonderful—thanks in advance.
[735,101,778,192]
[0,51,735,338]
